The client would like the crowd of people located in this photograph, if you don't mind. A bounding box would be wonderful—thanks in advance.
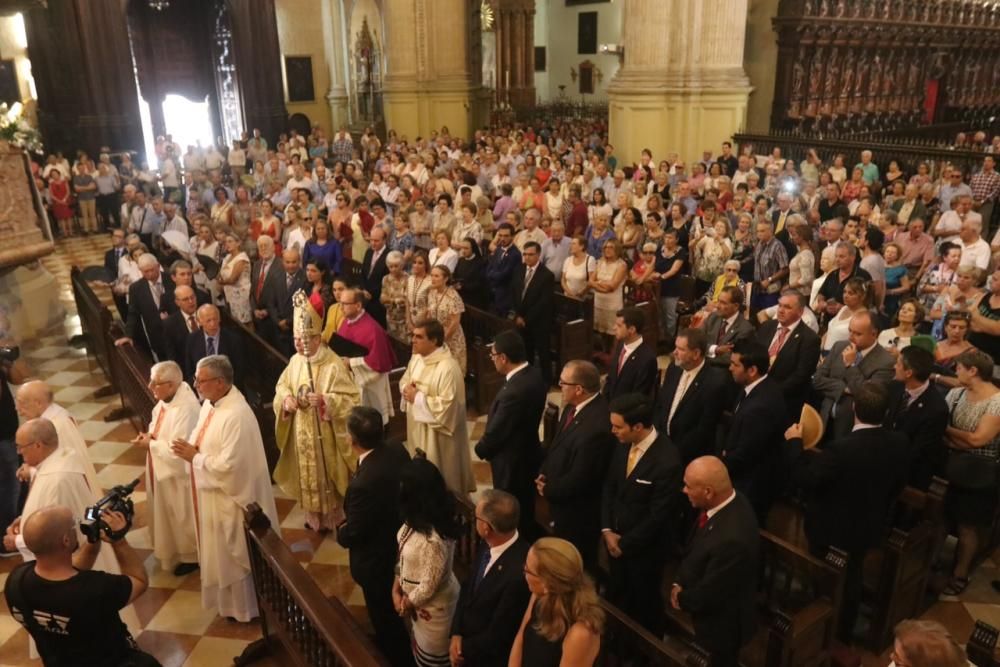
[5,118,1000,666]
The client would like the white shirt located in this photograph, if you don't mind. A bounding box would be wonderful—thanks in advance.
[706,490,737,520]
[618,336,643,364]
[768,317,801,353]
[571,392,599,416]
[851,423,879,433]
[960,237,991,270]
[627,428,659,472]
[483,530,520,576]
[358,449,374,467]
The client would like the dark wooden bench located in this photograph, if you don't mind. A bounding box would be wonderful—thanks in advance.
[461,305,515,414]
[552,292,594,372]
[70,266,120,406]
[238,503,390,667]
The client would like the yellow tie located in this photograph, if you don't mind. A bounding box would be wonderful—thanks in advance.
[776,211,787,235]
[626,444,642,477]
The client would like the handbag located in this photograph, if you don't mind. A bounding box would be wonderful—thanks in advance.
[945,389,1000,489]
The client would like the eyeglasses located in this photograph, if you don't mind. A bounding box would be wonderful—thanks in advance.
[193,375,221,386]
[15,441,38,454]
[558,380,580,387]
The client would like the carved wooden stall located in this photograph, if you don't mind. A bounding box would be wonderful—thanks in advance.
[771,0,1000,135]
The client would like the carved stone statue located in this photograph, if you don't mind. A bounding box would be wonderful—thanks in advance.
[791,49,806,98]
[809,47,824,97]
[819,0,830,17]
[824,48,841,102]
[0,143,53,268]
[840,50,856,109]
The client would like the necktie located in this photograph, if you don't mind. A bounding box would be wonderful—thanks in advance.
[256,261,268,300]
[667,371,693,434]
[769,326,789,358]
[207,336,216,356]
[523,267,534,296]
[561,404,576,431]
[697,511,709,530]
[626,444,642,478]
[188,315,198,332]
[286,273,294,289]
[473,546,491,590]
[852,351,863,368]
[369,250,380,277]
[776,211,787,234]
[617,345,628,372]
[717,320,729,344]
[151,281,163,308]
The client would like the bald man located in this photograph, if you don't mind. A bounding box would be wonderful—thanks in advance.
[116,252,174,361]
[265,248,306,357]
[671,456,759,667]
[250,235,283,348]
[15,381,100,493]
[184,304,244,387]
[163,284,200,365]
[361,226,390,326]
[5,505,149,666]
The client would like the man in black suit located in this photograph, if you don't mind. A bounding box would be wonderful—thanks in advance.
[654,328,729,464]
[361,225,389,327]
[250,235,283,349]
[536,361,614,570]
[604,306,659,401]
[485,223,522,316]
[602,392,683,634]
[510,241,555,385]
[474,330,547,537]
[812,310,896,438]
[450,490,530,667]
[757,290,822,421]
[885,346,949,490]
[702,286,755,369]
[770,191,798,258]
[672,456,759,667]
[161,260,210,316]
[337,407,413,667]
[184,304,244,389]
[785,381,909,642]
[723,341,787,523]
[265,248,307,358]
[105,228,129,318]
[116,253,175,362]
[163,285,201,366]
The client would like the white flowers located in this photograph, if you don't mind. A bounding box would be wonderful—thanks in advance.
[0,102,42,152]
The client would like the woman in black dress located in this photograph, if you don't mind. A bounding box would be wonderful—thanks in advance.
[452,236,488,310]
[508,538,602,667]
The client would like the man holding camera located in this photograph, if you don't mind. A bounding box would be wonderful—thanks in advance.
[4,504,154,666]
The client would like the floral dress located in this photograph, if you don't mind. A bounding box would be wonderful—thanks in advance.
[396,525,460,666]
[426,287,467,374]
[382,272,409,341]
[694,236,732,284]
[221,251,252,323]
[405,274,432,336]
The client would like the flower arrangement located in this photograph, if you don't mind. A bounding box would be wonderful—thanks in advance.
[0,102,42,153]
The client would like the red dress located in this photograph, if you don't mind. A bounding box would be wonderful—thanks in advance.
[49,180,74,220]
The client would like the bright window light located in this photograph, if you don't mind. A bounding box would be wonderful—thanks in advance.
[162,94,214,153]
[12,13,27,50]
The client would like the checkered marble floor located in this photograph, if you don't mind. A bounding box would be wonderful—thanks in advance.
[0,236,997,666]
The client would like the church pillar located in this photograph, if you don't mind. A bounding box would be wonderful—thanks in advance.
[227,0,288,144]
[496,0,535,110]
[383,0,487,140]
[321,0,351,131]
[608,0,752,166]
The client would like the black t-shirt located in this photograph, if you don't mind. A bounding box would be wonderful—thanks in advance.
[655,246,689,298]
[0,373,16,441]
[818,265,873,304]
[970,297,1000,365]
[5,563,134,667]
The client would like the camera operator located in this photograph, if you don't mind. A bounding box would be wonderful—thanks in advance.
[0,308,31,556]
[4,504,157,667]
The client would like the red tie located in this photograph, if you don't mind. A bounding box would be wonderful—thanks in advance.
[717,320,729,344]
[256,261,268,300]
[769,326,789,358]
[697,511,709,530]
[617,346,628,372]
[561,405,576,430]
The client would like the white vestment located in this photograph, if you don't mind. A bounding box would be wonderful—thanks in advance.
[16,446,140,654]
[350,358,394,425]
[40,403,101,494]
[188,388,279,622]
[146,382,200,570]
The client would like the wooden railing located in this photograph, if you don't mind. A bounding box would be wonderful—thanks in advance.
[461,305,515,413]
[106,320,155,435]
[70,267,117,398]
[239,503,389,667]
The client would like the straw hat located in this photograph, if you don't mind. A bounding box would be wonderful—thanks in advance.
[799,403,824,450]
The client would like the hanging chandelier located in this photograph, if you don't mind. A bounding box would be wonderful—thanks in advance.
[148,0,170,10]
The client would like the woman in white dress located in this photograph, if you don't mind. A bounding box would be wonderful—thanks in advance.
[394,459,462,667]
[428,230,459,273]
[218,232,252,324]
[561,236,595,299]
[589,239,628,336]
[822,278,872,352]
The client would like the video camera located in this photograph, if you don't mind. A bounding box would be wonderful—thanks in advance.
[80,478,140,543]
[0,346,20,363]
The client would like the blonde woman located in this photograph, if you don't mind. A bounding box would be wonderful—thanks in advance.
[405,251,432,336]
[508,538,603,667]
[218,232,252,323]
[589,240,628,337]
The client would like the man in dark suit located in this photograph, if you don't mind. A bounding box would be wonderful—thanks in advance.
[702,286,754,369]
[812,310,895,438]
[536,361,614,570]
[337,407,413,667]
[757,289,822,421]
[770,191,798,258]
[450,490,530,667]
[510,241,555,385]
[361,225,389,326]
[105,228,129,318]
[161,260,210,316]
[785,381,909,642]
[654,328,729,464]
[163,285,201,366]
[672,456,759,667]
[885,346,949,490]
[265,248,307,358]
[184,304,245,389]
[723,341,788,523]
[249,235,283,349]
[602,392,683,634]
[116,253,175,362]
[604,306,659,401]
[474,330,547,537]
[485,223,522,316]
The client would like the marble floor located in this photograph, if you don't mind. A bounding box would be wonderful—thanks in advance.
[0,235,996,666]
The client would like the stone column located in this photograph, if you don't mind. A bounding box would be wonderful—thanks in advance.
[496,0,535,110]
[383,0,487,139]
[321,0,351,131]
[608,0,752,166]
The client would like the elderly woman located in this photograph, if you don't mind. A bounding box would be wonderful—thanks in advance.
[929,265,983,338]
[878,298,926,354]
[218,232,252,324]
[932,312,977,389]
[629,242,660,303]
[453,237,488,310]
[940,350,1000,597]
[787,220,816,297]
[822,277,873,352]
[429,230,459,273]
[381,250,409,340]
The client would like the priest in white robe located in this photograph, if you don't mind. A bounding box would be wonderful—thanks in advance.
[134,361,200,575]
[399,319,475,494]
[15,380,101,494]
[171,354,279,622]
